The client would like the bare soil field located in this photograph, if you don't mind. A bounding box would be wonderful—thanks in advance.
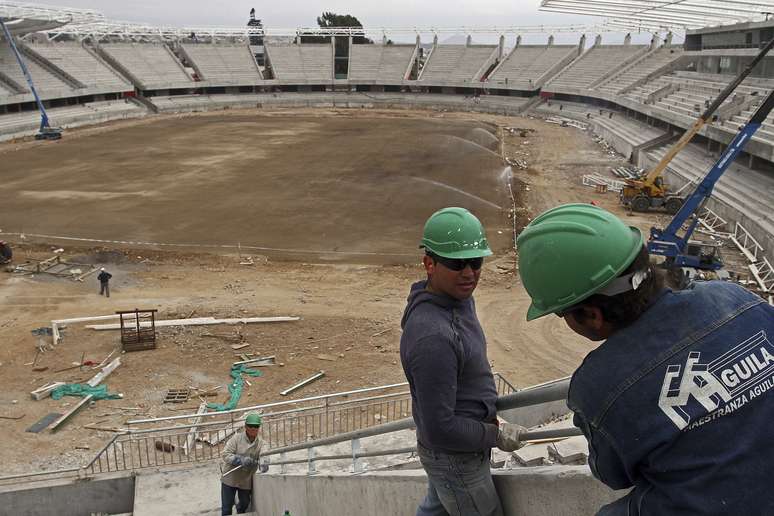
[0,107,661,475]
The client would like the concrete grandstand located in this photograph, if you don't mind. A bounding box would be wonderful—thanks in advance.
[2,0,774,514]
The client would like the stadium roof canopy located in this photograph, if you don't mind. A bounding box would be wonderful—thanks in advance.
[0,1,103,35]
[540,0,774,33]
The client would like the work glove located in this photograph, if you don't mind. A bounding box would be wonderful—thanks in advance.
[259,461,269,473]
[240,456,257,468]
[496,423,528,452]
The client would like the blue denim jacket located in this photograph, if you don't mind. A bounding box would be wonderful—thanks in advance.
[568,281,774,515]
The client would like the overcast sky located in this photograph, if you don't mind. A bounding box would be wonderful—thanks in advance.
[38,0,664,45]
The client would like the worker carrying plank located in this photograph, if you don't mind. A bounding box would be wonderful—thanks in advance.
[221,412,267,515]
[517,203,774,516]
[400,207,526,516]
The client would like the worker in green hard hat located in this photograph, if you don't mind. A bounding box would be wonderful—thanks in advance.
[400,207,527,516]
[221,412,266,515]
[517,203,774,516]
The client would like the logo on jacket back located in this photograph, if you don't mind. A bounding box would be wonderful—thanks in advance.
[658,331,774,430]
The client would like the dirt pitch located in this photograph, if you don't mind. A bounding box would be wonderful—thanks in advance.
[0,108,663,475]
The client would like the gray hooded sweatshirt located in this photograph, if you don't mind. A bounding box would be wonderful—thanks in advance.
[400,280,499,453]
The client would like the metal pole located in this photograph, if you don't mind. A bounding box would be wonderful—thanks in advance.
[281,371,325,396]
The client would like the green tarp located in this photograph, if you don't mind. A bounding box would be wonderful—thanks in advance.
[207,364,262,412]
[51,383,121,401]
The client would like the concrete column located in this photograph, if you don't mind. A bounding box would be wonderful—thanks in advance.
[466,34,472,47]
[499,34,505,59]
[547,35,554,46]
[433,34,438,47]
[665,32,673,46]
[382,35,387,45]
[416,34,421,46]
[578,34,586,55]
[624,33,631,45]
[594,34,602,47]
[516,35,522,47]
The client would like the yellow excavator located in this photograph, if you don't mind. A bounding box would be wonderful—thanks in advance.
[620,38,774,214]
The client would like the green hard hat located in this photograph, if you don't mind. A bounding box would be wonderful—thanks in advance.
[516,203,643,321]
[420,207,493,259]
[245,412,262,427]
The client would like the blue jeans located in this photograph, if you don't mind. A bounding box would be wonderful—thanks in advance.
[416,443,503,516]
[221,483,252,515]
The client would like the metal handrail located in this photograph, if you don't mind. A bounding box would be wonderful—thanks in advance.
[266,425,584,468]
[263,377,574,458]
[128,381,411,425]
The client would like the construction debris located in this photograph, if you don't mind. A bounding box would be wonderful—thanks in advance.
[11,254,99,281]
[231,343,250,350]
[163,389,191,404]
[232,355,276,367]
[86,316,300,331]
[280,370,325,396]
[48,358,122,432]
[183,403,207,455]
[52,314,135,346]
[548,436,589,465]
[27,413,62,433]
[30,381,66,401]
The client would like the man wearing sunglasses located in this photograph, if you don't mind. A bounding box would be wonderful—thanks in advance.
[400,207,526,516]
[517,203,774,516]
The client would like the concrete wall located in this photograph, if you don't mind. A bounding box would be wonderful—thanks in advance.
[591,120,635,160]
[252,467,624,516]
[0,472,134,516]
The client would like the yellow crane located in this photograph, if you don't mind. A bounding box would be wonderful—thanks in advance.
[620,38,774,213]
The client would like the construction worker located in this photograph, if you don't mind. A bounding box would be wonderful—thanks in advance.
[221,412,265,515]
[400,207,526,516]
[0,240,11,264]
[97,267,112,297]
[517,203,774,515]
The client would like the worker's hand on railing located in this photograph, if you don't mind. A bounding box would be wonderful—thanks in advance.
[496,423,528,452]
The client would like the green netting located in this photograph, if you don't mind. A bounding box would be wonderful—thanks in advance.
[51,383,121,401]
[207,364,262,412]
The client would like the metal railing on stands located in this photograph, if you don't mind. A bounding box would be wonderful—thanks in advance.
[262,376,580,475]
[0,373,531,483]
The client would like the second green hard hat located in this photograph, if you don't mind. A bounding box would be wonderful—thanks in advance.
[420,207,493,259]
[245,412,262,427]
[516,203,643,321]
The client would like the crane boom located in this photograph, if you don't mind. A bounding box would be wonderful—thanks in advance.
[648,87,774,269]
[621,38,774,213]
[0,19,62,139]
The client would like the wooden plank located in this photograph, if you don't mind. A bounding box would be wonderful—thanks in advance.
[30,381,66,401]
[51,314,135,345]
[183,403,207,456]
[49,395,93,432]
[87,357,121,387]
[231,343,250,350]
[27,413,62,433]
[232,355,276,367]
[86,316,300,331]
[74,267,99,282]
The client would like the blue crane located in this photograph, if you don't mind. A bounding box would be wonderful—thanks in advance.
[0,18,62,140]
[648,86,774,276]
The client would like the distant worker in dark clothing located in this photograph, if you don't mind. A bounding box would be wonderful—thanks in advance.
[400,207,526,516]
[518,203,774,516]
[97,268,112,297]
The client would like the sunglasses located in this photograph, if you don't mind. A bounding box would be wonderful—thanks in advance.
[429,253,484,271]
